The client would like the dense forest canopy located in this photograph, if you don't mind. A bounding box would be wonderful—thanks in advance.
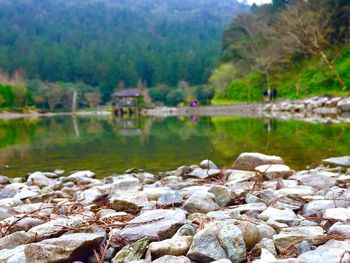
[0,0,247,98]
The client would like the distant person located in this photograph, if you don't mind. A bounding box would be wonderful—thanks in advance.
[271,87,277,100]
[263,89,269,102]
[190,100,198,107]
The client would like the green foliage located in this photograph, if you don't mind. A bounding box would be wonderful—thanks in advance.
[0,84,32,109]
[213,44,350,103]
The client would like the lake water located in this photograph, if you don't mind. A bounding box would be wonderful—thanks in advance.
[0,115,349,178]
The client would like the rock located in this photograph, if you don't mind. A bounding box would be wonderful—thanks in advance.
[112,238,149,263]
[259,238,277,256]
[0,231,35,250]
[297,240,311,256]
[328,222,350,236]
[271,196,303,211]
[79,187,104,203]
[208,185,235,207]
[323,207,350,221]
[187,228,228,263]
[273,226,324,252]
[184,191,219,213]
[173,224,197,238]
[274,186,315,197]
[2,216,44,233]
[298,240,350,263]
[111,177,140,192]
[12,190,39,200]
[255,164,293,179]
[256,224,276,240]
[337,97,350,111]
[119,209,186,242]
[260,207,298,223]
[27,171,57,187]
[0,245,26,263]
[143,187,171,201]
[152,255,191,263]
[235,221,261,250]
[157,191,183,207]
[211,260,232,263]
[149,236,192,258]
[28,216,86,238]
[0,175,10,185]
[227,170,256,184]
[303,200,347,217]
[111,192,149,213]
[206,210,240,220]
[230,203,267,213]
[291,172,336,190]
[232,153,284,171]
[187,168,221,179]
[217,224,246,263]
[24,232,105,263]
[224,182,255,197]
[323,156,350,167]
[199,159,218,169]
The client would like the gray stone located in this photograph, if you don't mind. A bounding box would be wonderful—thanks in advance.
[323,207,350,221]
[112,238,149,263]
[217,224,246,263]
[273,226,324,252]
[0,175,10,185]
[260,207,298,223]
[297,240,311,256]
[0,231,35,250]
[298,240,350,263]
[199,159,218,169]
[303,200,347,217]
[157,190,183,207]
[291,172,336,190]
[232,153,284,171]
[149,236,192,258]
[111,177,140,192]
[111,192,149,213]
[28,216,86,238]
[152,255,191,263]
[255,164,293,179]
[259,238,277,256]
[211,260,232,263]
[227,170,256,184]
[183,191,219,213]
[0,245,25,263]
[338,97,350,111]
[187,228,228,263]
[323,156,350,167]
[27,171,57,187]
[187,168,221,179]
[207,210,240,220]
[173,224,197,238]
[328,222,350,236]
[24,233,105,263]
[120,209,186,242]
[208,185,235,207]
[274,186,315,197]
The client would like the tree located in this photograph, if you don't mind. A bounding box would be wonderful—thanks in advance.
[46,84,64,111]
[84,92,102,108]
[277,0,348,88]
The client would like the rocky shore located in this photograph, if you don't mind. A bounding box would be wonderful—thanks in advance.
[263,96,350,115]
[1,153,350,263]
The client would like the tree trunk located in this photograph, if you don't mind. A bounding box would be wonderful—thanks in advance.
[72,90,77,114]
[319,51,348,89]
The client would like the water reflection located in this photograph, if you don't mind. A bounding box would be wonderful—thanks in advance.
[0,115,349,178]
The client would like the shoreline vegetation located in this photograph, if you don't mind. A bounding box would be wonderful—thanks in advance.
[0,152,350,262]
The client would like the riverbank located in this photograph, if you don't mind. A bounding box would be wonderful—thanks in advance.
[0,153,350,262]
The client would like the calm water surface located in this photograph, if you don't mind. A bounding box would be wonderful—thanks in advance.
[0,115,349,178]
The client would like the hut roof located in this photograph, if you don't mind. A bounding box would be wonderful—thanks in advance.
[113,88,142,98]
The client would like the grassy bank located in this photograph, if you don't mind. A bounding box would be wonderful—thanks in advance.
[213,45,350,105]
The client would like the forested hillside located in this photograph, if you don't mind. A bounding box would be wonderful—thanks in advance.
[212,0,350,104]
[0,0,247,101]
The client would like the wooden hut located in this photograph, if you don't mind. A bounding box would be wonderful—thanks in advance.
[112,88,142,116]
